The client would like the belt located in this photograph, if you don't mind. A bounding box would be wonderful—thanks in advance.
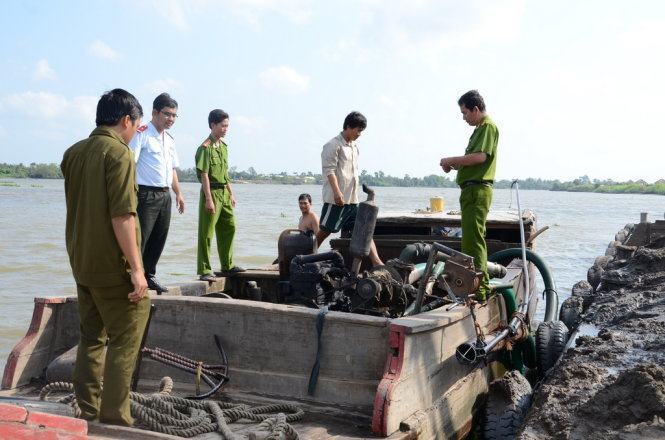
[139,185,169,192]
[460,180,493,189]
[210,182,227,190]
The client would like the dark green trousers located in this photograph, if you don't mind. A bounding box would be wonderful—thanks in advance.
[460,185,493,300]
[197,188,236,275]
[73,281,150,426]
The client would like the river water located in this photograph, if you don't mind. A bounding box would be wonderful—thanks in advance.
[1,179,663,367]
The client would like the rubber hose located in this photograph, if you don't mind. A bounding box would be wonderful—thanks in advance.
[397,243,431,265]
[497,287,537,370]
[291,251,344,267]
[489,248,558,322]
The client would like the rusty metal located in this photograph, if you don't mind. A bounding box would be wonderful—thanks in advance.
[139,334,229,399]
[442,258,481,297]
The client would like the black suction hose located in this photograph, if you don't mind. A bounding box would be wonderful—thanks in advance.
[488,248,559,322]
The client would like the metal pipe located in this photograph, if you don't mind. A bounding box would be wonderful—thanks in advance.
[432,242,467,260]
[362,183,375,202]
[508,180,532,335]
[455,329,510,365]
[410,245,438,315]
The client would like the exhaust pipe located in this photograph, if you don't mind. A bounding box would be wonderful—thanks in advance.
[455,328,510,365]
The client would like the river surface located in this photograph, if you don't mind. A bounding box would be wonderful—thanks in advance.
[1,179,663,368]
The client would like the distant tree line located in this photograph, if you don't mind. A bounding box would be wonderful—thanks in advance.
[0,162,62,179]
[2,163,663,195]
[549,175,665,195]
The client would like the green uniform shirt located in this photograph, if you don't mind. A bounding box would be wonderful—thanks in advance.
[456,116,499,185]
[195,136,230,184]
[61,126,140,287]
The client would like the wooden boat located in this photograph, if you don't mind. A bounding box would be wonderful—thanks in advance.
[1,209,541,439]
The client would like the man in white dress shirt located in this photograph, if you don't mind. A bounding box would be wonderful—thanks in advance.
[316,111,383,267]
[129,93,185,293]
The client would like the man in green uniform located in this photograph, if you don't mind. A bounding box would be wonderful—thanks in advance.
[60,89,150,426]
[196,109,245,281]
[440,90,499,301]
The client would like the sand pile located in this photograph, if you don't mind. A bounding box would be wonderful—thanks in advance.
[519,224,665,439]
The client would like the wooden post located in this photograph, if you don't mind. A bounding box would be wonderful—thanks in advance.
[640,212,648,224]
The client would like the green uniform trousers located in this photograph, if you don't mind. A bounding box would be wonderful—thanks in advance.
[73,281,150,426]
[197,188,236,275]
[460,184,493,300]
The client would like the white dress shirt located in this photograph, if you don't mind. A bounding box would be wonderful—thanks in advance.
[129,122,180,187]
[321,133,359,204]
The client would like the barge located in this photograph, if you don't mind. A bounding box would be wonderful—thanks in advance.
[1,207,550,439]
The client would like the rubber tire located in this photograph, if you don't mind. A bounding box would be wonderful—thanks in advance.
[536,320,569,377]
[483,371,532,439]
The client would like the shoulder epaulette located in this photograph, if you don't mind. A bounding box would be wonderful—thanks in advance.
[201,138,212,148]
[136,125,148,133]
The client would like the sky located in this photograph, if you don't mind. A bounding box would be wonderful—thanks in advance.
[1,0,664,182]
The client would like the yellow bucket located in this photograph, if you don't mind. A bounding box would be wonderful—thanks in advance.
[430,197,444,213]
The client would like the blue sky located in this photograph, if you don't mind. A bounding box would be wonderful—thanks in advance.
[1,0,663,182]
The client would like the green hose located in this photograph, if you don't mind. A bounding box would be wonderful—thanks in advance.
[489,248,559,323]
[497,287,537,372]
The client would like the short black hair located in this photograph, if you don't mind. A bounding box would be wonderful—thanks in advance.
[298,193,312,203]
[458,90,486,112]
[153,93,178,112]
[95,88,143,127]
[343,111,367,130]
[208,109,229,129]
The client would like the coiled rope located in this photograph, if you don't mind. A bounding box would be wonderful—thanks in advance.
[40,376,303,439]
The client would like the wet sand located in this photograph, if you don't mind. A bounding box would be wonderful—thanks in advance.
[519,222,665,439]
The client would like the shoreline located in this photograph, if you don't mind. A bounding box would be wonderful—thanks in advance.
[519,214,665,439]
[1,177,664,195]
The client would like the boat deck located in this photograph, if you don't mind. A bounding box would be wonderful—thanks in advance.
[0,376,410,439]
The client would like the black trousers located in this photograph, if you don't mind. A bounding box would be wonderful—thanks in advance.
[137,187,172,278]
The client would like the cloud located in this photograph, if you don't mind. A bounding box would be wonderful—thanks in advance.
[378,95,397,109]
[618,19,665,50]
[153,0,192,31]
[135,0,311,31]
[88,40,122,61]
[355,0,526,62]
[321,38,369,64]
[0,91,97,121]
[33,59,57,81]
[228,0,312,28]
[233,115,265,134]
[141,78,185,95]
[259,66,310,94]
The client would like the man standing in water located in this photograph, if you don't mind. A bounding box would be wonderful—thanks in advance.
[196,109,245,281]
[61,89,150,426]
[297,193,319,234]
[129,93,185,294]
[316,111,383,267]
[440,90,499,301]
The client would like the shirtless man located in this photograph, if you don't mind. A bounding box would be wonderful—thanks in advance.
[297,193,319,234]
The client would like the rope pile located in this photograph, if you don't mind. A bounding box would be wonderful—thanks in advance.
[40,376,303,439]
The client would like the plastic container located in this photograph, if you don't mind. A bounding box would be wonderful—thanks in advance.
[430,197,445,213]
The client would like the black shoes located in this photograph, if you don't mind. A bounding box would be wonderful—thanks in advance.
[147,276,169,294]
[214,266,246,276]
